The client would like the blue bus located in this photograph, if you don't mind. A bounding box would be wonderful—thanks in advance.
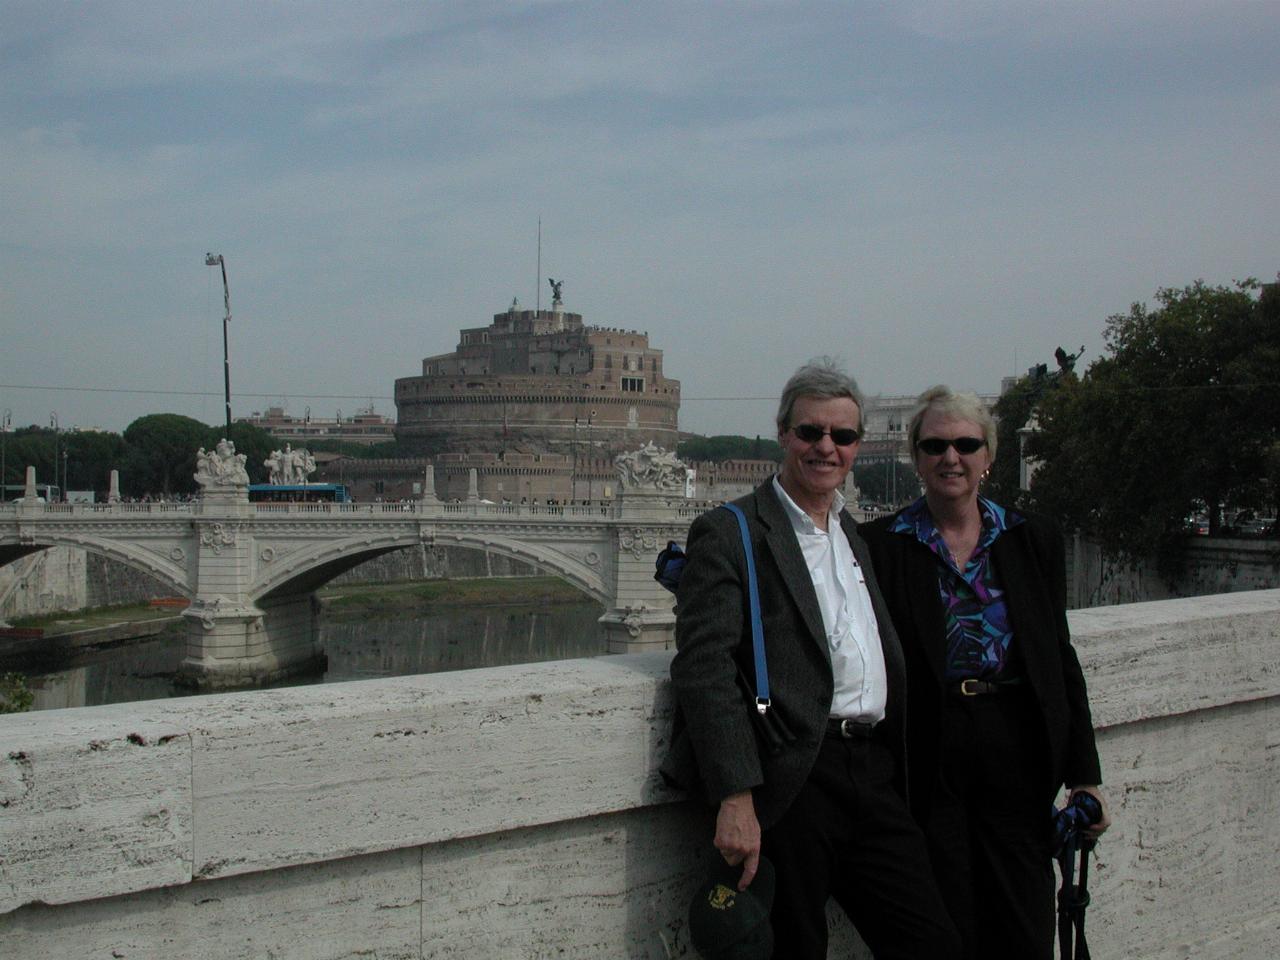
[248,483,352,503]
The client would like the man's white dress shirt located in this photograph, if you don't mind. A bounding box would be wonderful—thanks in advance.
[772,477,888,723]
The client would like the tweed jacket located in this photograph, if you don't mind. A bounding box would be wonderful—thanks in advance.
[660,479,909,829]
[860,509,1103,817]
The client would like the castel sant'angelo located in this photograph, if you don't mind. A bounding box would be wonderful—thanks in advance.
[394,287,681,458]
[318,283,777,503]
[317,281,960,503]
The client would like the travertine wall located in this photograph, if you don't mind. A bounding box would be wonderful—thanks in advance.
[1,590,1278,959]
[1069,535,1280,608]
[0,547,171,619]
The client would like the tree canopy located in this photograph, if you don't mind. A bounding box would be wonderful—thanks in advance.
[677,434,784,463]
[121,414,218,497]
[852,460,918,508]
[1027,277,1280,569]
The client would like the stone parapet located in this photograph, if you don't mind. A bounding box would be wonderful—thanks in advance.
[2,590,1279,958]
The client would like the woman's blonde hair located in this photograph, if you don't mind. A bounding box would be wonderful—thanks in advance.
[907,385,997,462]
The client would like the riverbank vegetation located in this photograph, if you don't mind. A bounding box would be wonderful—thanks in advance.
[9,601,180,632]
[319,576,594,618]
[0,671,33,713]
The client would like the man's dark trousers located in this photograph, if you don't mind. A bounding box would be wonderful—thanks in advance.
[762,727,960,960]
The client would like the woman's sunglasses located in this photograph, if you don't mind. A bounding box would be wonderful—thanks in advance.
[915,436,987,456]
[791,423,861,446]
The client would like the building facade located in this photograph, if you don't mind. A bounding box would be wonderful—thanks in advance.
[394,302,680,457]
[236,405,396,447]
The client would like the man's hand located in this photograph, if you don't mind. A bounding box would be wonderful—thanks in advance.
[715,790,761,890]
[1068,784,1111,839]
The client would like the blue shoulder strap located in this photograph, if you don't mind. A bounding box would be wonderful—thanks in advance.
[721,503,770,714]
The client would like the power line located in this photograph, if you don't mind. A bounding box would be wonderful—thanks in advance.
[0,382,777,402]
[6,380,1278,405]
[0,382,395,402]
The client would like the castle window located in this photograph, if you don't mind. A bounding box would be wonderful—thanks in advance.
[604,354,612,370]
[622,376,644,393]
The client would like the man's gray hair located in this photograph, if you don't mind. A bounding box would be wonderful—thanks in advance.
[907,385,998,462]
[776,357,864,434]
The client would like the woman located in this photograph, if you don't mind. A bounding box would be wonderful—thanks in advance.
[861,385,1109,960]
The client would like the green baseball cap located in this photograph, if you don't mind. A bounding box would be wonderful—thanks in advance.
[688,856,775,960]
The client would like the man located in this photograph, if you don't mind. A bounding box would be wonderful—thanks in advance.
[662,359,959,959]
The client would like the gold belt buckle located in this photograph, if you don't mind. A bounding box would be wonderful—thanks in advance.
[960,678,981,696]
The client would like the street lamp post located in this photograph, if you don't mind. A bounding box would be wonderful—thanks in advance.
[205,253,233,436]
[49,412,59,501]
[1,409,11,503]
[586,410,596,502]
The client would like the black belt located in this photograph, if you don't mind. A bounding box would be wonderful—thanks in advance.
[827,717,877,739]
[949,677,1024,697]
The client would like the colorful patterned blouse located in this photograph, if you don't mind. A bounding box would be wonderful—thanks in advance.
[889,496,1026,681]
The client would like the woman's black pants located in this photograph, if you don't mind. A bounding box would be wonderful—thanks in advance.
[925,688,1057,960]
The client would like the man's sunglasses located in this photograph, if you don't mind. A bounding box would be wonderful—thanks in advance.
[791,423,861,446]
[915,436,987,456]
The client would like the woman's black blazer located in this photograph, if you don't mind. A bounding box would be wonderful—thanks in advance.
[860,510,1102,817]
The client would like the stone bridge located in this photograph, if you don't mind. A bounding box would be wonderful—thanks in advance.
[0,476,704,689]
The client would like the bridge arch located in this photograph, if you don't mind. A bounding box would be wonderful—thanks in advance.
[0,533,189,599]
[251,531,608,606]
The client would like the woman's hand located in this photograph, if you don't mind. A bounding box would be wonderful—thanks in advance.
[1068,784,1111,838]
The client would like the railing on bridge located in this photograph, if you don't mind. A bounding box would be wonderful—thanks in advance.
[1,496,885,524]
[0,500,197,516]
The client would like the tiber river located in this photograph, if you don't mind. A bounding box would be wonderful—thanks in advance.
[19,588,606,712]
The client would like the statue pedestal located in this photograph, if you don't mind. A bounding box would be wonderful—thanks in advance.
[600,488,688,654]
[600,605,675,654]
[181,472,324,690]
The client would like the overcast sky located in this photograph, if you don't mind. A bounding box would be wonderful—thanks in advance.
[2,1,1277,440]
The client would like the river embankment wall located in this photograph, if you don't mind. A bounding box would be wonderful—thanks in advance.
[2,589,1278,959]
[1068,535,1280,607]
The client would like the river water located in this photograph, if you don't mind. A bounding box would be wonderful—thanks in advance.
[17,596,607,711]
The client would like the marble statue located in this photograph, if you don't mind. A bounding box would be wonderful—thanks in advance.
[195,439,250,489]
[615,442,686,493]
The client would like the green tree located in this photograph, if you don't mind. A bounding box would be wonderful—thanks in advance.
[121,414,215,497]
[677,435,784,463]
[0,672,34,713]
[63,430,127,495]
[852,460,918,508]
[1028,277,1280,570]
[1264,440,1280,523]
[3,427,57,491]
[1,426,126,498]
[985,365,1073,509]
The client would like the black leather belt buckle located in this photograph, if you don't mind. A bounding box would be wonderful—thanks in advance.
[829,717,875,739]
[953,677,1023,697]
